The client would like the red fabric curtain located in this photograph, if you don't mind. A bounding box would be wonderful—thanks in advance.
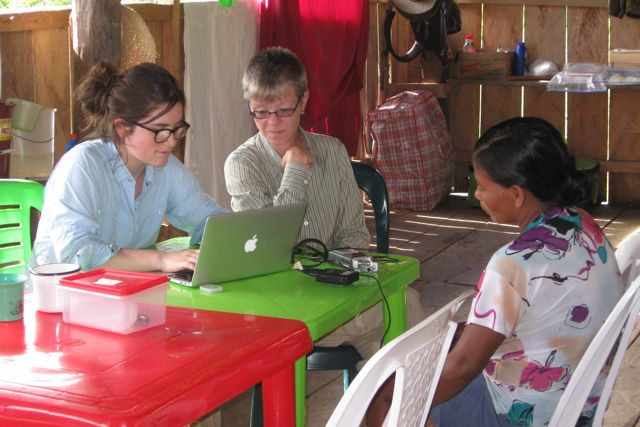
[259,0,369,156]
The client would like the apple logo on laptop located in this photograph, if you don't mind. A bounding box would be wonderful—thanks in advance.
[244,234,258,253]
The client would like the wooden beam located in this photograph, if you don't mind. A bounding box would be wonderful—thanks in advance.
[128,3,173,21]
[0,9,69,33]
[452,154,640,175]
[457,0,606,6]
[368,0,606,7]
[601,160,640,174]
[0,4,172,34]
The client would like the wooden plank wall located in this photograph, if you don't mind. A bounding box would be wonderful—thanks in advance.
[3,2,637,204]
[0,5,179,164]
[368,0,640,205]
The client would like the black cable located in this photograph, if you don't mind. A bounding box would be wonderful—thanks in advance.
[293,242,393,346]
[361,273,391,348]
[291,238,328,268]
[372,254,400,264]
[11,132,54,144]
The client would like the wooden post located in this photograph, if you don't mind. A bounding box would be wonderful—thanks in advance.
[69,0,121,137]
[171,0,181,82]
[170,0,185,162]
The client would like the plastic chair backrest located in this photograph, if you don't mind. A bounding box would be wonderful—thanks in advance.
[0,179,44,274]
[351,161,390,253]
[616,231,640,289]
[326,290,474,427]
[548,266,640,427]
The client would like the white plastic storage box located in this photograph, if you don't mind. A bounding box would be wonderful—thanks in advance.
[58,269,168,334]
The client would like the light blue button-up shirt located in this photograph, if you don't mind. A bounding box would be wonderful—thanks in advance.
[31,139,227,270]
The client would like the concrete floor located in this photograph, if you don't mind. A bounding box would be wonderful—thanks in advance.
[213,194,640,427]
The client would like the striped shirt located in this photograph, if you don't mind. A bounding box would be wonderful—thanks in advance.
[224,129,370,250]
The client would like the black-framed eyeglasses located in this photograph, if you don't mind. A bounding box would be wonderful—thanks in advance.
[129,120,191,143]
[248,96,302,120]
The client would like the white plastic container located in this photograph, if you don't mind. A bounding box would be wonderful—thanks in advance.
[30,263,81,313]
[9,101,55,180]
[58,269,168,335]
[7,98,42,132]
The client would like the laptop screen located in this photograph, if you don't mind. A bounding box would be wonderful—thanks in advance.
[172,203,307,287]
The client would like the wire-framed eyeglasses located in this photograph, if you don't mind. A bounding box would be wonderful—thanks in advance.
[129,120,191,143]
[248,96,302,120]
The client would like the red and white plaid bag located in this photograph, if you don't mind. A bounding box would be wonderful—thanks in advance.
[368,90,453,211]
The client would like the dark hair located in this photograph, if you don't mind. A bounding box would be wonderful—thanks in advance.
[75,61,185,143]
[242,46,308,102]
[473,117,587,208]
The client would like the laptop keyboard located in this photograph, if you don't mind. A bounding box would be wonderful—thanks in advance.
[170,270,194,282]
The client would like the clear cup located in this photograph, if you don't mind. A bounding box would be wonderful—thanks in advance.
[30,263,81,313]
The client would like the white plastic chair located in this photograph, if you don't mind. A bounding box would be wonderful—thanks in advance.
[616,231,640,289]
[548,265,640,427]
[326,290,474,427]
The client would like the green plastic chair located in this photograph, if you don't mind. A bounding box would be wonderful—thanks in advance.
[351,161,390,254]
[0,179,45,274]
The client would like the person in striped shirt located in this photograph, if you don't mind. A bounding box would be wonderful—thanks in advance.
[224,46,425,360]
[225,47,370,250]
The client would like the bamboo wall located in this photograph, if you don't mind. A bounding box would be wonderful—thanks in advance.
[0,4,180,164]
[367,0,640,205]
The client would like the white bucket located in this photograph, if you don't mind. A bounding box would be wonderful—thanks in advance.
[30,263,81,313]
[10,107,55,180]
[7,98,43,132]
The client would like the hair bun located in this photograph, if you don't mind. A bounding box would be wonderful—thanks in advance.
[76,61,120,118]
[558,169,588,207]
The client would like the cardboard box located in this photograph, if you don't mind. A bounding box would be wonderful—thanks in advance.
[454,50,514,80]
[610,49,640,69]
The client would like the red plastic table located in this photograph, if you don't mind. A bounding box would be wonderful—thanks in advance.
[0,294,312,426]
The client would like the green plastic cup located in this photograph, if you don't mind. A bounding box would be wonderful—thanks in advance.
[0,273,27,322]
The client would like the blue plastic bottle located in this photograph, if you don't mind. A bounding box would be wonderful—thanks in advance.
[64,133,78,153]
[514,42,527,76]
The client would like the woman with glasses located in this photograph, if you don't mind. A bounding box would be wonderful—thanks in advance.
[225,46,370,250]
[224,47,425,361]
[31,61,227,272]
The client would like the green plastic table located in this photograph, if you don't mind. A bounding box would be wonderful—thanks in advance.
[162,238,419,426]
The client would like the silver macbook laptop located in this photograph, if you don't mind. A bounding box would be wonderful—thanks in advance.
[169,203,306,287]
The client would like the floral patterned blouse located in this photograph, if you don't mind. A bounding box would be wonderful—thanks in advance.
[469,207,623,427]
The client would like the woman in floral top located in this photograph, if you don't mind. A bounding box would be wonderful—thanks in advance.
[367,117,623,427]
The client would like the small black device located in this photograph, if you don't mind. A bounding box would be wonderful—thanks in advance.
[304,268,359,285]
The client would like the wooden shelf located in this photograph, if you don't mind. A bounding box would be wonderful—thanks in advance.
[386,82,448,98]
[455,0,606,6]
[448,78,551,87]
[448,78,640,90]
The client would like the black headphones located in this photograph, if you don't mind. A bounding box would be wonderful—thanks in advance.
[291,238,328,268]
